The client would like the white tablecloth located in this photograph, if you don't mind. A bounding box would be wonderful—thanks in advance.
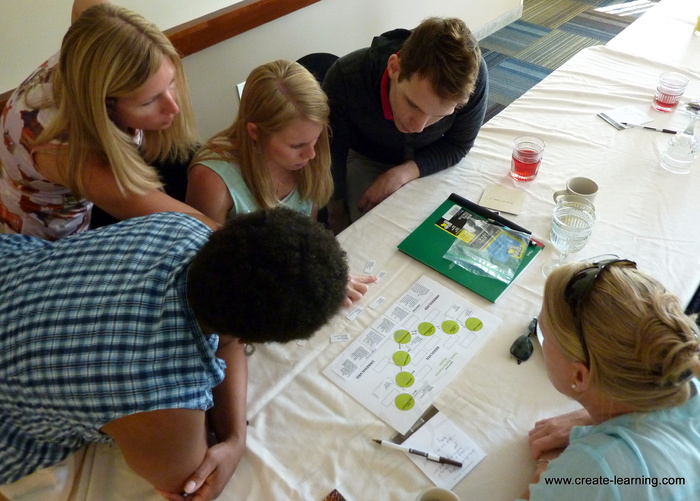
[3,0,700,499]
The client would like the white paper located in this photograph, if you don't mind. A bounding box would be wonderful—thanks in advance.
[602,105,652,125]
[331,334,351,343]
[479,184,526,215]
[345,306,363,321]
[402,411,486,489]
[323,275,501,434]
[369,296,386,310]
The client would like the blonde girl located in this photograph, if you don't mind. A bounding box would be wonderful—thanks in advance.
[186,59,333,222]
[187,60,375,306]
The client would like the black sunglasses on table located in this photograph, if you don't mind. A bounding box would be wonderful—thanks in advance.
[510,317,538,364]
[509,258,637,365]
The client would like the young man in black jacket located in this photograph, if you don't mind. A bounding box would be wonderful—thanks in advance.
[323,17,488,232]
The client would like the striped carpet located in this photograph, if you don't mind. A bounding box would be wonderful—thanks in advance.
[481,0,660,122]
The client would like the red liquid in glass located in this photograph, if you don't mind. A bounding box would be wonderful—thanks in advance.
[511,149,541,181]
[652,92,680,112]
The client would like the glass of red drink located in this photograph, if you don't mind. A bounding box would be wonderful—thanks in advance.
[652,72,688,112]
[511,136,545,181]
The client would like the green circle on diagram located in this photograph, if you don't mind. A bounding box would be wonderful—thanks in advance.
[393,351,411,366]
[395,393,415,411]
[418,322,436,336]
[395,371,415,388]
[465,317,484,331]
[441,320,459,334]
[393,329,411,344]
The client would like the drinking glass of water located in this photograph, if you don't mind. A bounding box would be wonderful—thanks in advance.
[543,195,596,277]
[659,104,699,174]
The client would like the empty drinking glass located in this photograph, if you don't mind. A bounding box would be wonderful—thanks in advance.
[543,195,596,277]
[659,104,699,174]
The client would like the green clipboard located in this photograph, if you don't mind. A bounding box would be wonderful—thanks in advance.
[397,193,544,302]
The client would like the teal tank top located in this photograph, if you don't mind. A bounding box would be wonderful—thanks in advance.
[197,159,312,216]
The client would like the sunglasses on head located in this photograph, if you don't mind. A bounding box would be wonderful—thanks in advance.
[564,258,637,366]
[509,258,637,365]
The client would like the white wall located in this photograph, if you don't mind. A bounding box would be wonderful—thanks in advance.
[184,0,522,137]
[1,0,522,138]
[0,0,239,95]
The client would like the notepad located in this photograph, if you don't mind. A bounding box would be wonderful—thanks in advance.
[397,193,544,302]
[479,184,526,215]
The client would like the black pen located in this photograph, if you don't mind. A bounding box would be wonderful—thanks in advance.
[620,122,678,134]
[372,438,463,467]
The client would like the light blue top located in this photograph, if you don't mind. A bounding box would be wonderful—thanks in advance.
[526,380,700,500]
[199,158,312,216]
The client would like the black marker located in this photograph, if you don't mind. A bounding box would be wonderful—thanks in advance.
[372,438,463,467]
[620,122,678,134]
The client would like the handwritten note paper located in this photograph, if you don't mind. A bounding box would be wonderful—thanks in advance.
[602,105,652,126]
[402,411,485,489]
[479,184,526,215]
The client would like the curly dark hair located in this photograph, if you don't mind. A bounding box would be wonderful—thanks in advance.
[187,207,349,343]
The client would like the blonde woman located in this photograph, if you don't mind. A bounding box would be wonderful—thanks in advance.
[0,1,215,240]
[187,60,376,306]
[521,258,700,500]
[187,59,334,222]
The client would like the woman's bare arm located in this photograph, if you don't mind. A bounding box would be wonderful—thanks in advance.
[34,150,221,230]
[186,164,234,226]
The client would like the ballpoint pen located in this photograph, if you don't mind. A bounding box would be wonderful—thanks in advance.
[620,122,678,134]
[372,439,463,467]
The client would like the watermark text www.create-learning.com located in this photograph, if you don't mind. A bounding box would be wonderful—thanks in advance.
[543,476,685,488]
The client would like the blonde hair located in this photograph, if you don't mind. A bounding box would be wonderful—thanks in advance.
[192,59,333,209]
[544,262,700,412]
[35,4,198,198]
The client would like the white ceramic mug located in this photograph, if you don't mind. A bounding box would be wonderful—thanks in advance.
[415,487,461,501]
[552,176,598,203]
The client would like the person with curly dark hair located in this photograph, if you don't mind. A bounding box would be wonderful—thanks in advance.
[0,207,348,500]
[188,207,350,341]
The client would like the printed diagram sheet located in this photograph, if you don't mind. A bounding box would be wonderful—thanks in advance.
[323,275,501,434]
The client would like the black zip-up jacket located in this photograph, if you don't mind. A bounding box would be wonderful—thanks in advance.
[323,28,489,200]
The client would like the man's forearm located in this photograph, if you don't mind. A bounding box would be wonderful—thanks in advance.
[209,339,248,442]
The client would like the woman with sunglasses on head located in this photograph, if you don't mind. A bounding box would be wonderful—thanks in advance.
[0,1,217,240]
[520,258,700,500]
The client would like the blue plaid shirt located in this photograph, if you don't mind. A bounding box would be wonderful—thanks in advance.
[0,213,226,483]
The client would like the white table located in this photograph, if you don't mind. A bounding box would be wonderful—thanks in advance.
[3,0,700,500]
[606,0,700,70]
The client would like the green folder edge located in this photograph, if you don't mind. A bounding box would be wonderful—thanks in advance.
[397,194,545,302]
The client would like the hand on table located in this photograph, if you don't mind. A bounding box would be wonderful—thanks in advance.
[528,408,593,460]
[521,447,566,500]
[343,274,378,307]
[157,438,245,501]
[357,161,419,215]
